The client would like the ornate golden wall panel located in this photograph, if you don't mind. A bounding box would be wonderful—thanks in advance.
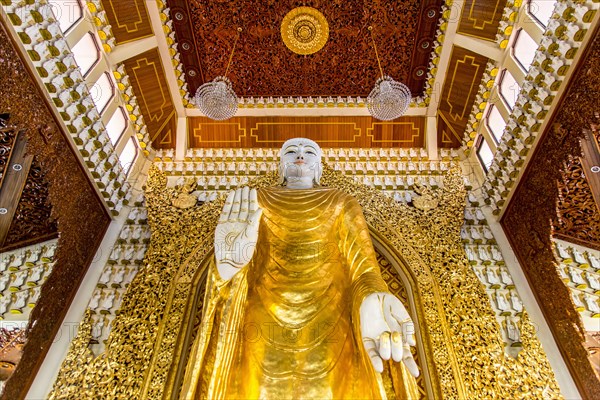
[188,116,425,148]
[49,165,561,399]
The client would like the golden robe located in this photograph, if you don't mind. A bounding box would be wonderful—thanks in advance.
[182,187,392,399]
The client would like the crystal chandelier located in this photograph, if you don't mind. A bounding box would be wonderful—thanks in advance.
[193,28,242,121]
[367,27,412,121]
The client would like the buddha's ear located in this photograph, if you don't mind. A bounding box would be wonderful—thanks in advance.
[277,163,286,185]
[314,162,323,185]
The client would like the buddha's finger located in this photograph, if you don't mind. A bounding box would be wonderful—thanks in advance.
[403,348,420,378]
[248,208,263,230]
[249,188,258,212]
[363,339,383,373]
[220,190,235,222]
[230,188,242,221]
[379,331,391,361]
[239,186,250,221]
[390,331,403,362]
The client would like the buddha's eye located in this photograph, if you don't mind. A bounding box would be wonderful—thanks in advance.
[305,151,316,155]
[284,150,296,155]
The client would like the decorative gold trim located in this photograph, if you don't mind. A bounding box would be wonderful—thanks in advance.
[281,7,329,55]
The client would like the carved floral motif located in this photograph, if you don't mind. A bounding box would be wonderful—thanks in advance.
[553,156,600,248]
[168,0,442,97]
[4,159,58,249]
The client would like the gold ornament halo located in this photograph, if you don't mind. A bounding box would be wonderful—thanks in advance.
[281,7,329,55]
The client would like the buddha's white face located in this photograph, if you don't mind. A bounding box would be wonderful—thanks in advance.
[279,139,322,180]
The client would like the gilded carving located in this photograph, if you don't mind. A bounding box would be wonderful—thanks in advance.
[281,7,329,55]
[49,163,561,399]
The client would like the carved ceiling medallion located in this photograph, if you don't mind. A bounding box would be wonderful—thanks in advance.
[281,7,329,55]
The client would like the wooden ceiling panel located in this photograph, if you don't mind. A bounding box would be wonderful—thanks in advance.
[437,46,489,148]
[457,0,508,41]
[188,116,425,149]
[167,0,443,98]
[100,0,154,44]
[122,48,176,150]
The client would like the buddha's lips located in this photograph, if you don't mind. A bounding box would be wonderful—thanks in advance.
[294,161,305,165]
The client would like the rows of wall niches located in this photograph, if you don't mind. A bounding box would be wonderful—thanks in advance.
[0,240,57,322]
[481,0,599,214]
[462,192,525,356]
[2,1,132,215]
[154,148,466,201]
[87,193,148,355]
[553,239,600,320]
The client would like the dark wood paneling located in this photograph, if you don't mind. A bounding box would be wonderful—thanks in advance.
[166,0,443,97]
[123,48,177,149]
[188,116,425,148]
[437,46,489,148]
[100,0,154,44]
[0,20,110,400]
[457,0,508,41]
[502,26,600,400]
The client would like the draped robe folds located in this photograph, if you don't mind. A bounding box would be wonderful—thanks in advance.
[181,187,393,399]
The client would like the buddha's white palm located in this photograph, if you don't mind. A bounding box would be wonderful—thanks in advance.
[215,187,263,281]
[360,292,420,377]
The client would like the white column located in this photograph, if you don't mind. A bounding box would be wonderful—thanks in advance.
[453,33,503,62]
[426,116,438,160]
[108,36,159,65]
[175,116,187,161]
[146,0,186,117]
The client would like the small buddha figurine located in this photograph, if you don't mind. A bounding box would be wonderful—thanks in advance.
[182,138,419,399]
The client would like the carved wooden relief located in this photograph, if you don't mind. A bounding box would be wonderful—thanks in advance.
[100,0,153,44]
[553,156,600,250]
[188,116,425,148]
[502,27,600,399]
[166,0,443,98]
[0,20,110,399]
[3,158,58,250]
[0,126,17,188]
[437,46,489,148]
[122,48,177,150]
[457,0,508,41]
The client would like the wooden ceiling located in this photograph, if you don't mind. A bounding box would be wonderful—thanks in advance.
[166,0,444,98]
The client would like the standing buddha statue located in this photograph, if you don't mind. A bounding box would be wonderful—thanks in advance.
[181,138,419,399]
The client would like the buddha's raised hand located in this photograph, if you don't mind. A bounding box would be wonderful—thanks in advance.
[360,292,420,377]
[214,187,263,280]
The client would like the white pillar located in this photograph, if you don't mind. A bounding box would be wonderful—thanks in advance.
[175,116,187,161]
[426,116,438,160]
[108,36,159,65]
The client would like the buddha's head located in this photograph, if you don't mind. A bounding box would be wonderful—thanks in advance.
[278,138,322,186]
